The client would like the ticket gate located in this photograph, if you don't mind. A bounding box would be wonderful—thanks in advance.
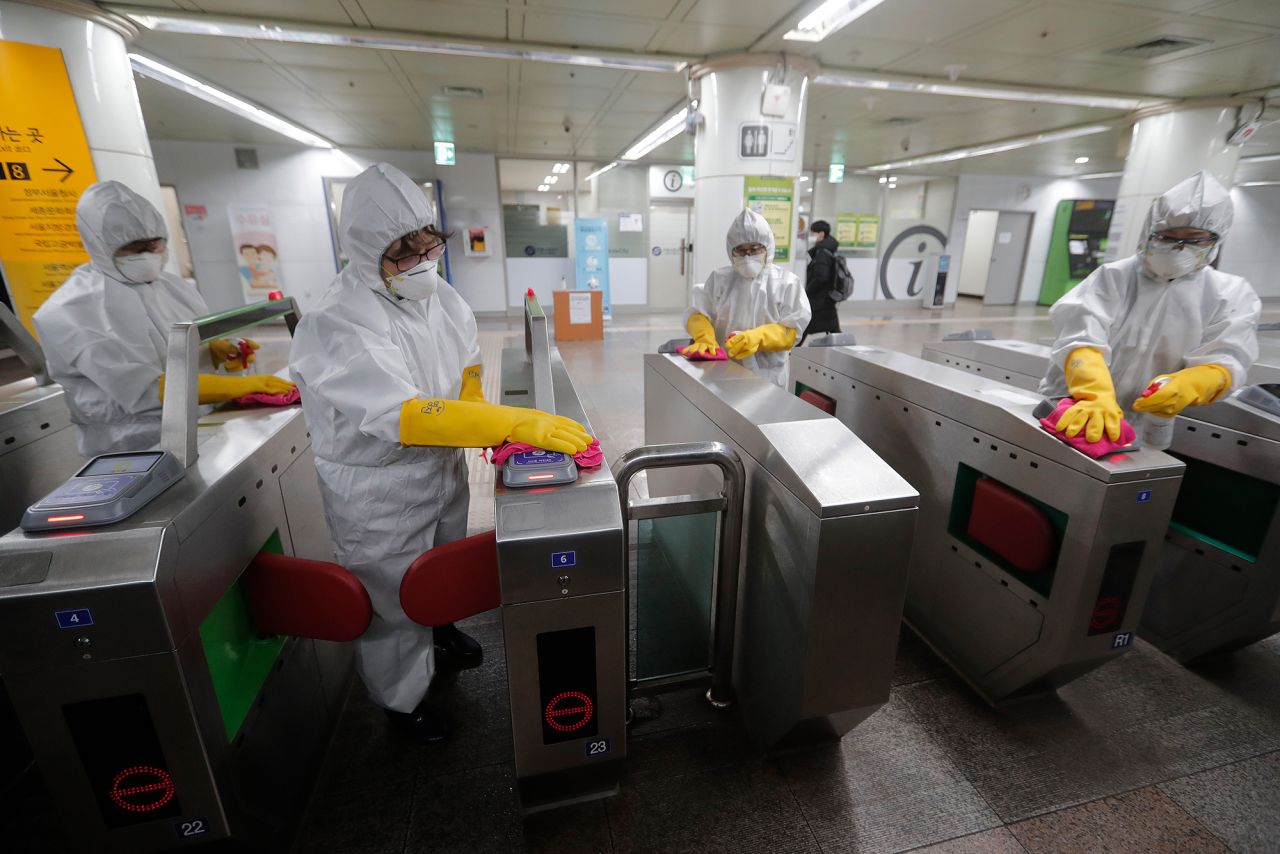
[644,351,919,744]
[791,345,1184,704]
[0,304,80,532]
[923,336,1280,663]
[0,300,354,852]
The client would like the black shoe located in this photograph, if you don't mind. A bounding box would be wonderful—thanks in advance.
[385,705,450,743]
[433,623,483,670]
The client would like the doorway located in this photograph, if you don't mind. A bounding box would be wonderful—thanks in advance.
[956,210,1033,305]
[648,202,692,310]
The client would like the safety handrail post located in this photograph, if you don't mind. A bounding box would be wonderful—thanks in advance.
[612,441,745,707]
[160,321,200,468]
[523,293,555,414]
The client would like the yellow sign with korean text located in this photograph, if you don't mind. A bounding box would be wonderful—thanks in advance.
[0,39,98,333]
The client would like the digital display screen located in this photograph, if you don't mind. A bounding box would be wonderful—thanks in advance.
[82,454,161,477]
[511,451,569,467]
[537,626,598,744]
[63,694,183,828]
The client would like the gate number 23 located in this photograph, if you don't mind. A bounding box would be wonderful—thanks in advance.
[586,737,611,757]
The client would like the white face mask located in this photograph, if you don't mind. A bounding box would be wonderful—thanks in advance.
[114,252,164,284]
[383,258,440,300]
[732,256,764,279]
[1143,243,1212,281]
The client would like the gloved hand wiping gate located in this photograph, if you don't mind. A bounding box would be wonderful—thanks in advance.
[400,397,591,455]
[726,323,797,361]
[1055,346,1124,444]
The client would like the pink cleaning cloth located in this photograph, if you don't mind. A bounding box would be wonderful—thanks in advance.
[489,438,603,470]
[676,345,728,362]
[1038,397,1136,459]
[234,388,301,407]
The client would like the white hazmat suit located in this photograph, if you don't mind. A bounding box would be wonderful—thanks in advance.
[1040,171,1260,412]
[289,164,481,714]
[33,181,210,457]
[685,208,811,387]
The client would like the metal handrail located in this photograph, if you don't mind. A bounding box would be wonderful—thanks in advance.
[0,303,50,386]
[160,297,303,468]
[612,441,745,707]
[523,293,555,414]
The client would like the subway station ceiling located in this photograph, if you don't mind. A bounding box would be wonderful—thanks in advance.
[116,0,1280,180]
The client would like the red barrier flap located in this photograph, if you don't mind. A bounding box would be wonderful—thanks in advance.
[966,478,1057,574]
[400,530,500,626]
[799,389,836,415]
[244,552,372,642]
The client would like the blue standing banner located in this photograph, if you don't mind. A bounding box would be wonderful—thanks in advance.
[574,218,611,319]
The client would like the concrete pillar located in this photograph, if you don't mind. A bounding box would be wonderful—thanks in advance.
[1105,106,1241,262]
[690,55,815,286]
[0,0,162,211]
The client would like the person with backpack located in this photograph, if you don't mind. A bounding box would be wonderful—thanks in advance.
[802,220,846,344]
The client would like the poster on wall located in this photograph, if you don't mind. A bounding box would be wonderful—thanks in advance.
[743,176,794,262]
[0,40,99,335]
[465,227,490,257]
[574,217,611,319]
[835,213,880,250]
[228,205,284,298]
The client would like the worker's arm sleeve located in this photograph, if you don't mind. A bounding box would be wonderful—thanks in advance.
[56,326,163,415]
[1183,279,1262,397]
[773,271,812,337]
[682,278,716,331]
[291,314,418,445]
[1046,267,1120,371]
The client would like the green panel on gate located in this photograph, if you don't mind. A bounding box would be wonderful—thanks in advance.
[200,530,287,741]
[1168,453,1279,563]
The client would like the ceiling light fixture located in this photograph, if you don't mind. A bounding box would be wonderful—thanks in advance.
[118,9,688,73]
[537,184,549,191]
[620,106,689,161]
[129,52,333,147]
[1074,156,1090,164]
[1076,171,1123,180]
[814,69,1147,111]
[784,0,891,43]
[584,161,620,181]
[864,123,1113,171]
[553,162,571,173]
[547,176,558,184]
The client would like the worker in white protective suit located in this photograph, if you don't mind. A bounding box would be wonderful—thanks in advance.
[1040,170,1261,443]
[33,181,291,457]
[683,207,811,387]
[289,163,591,742]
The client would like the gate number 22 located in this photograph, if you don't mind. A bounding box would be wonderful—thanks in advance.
[176,818,210,839]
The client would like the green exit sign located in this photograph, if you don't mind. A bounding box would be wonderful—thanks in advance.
[434,141,456,165]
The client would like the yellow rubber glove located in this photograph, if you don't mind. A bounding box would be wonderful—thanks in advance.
[1055,346,1123,443]
[400,398,591,455]
[685,313,720,357]
[459,364,485,403]
[210,338,260,372]
[726,323,797,361]
[159,373,296,404]
[1132,364,1231,417]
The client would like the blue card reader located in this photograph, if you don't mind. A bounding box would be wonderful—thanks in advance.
[21,450,185,532]
[502,449,578,488]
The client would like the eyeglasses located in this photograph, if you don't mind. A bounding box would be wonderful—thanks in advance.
[116,237,166,255]
[730,244,767,258]
[1149,232,1217,250]
[386,235,447,271]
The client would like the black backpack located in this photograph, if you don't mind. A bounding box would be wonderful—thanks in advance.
[828,252,854,302]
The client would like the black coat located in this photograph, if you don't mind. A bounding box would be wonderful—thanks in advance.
[804,235,841,336]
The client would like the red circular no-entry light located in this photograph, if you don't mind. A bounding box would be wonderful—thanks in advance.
[544,691,594,733]
[109,765,176,813]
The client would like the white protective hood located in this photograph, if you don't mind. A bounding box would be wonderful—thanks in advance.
[338,163,435,292]
[76,181,169,283]
[725,207,776,266]
[1137,169,1233,263]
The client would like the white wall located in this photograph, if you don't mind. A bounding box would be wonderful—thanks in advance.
[1221,185,1280,298]
[946,174,1121,304]
[150,141,507,314]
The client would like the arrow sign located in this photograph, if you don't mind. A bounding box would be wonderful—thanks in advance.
[42,158,74,183]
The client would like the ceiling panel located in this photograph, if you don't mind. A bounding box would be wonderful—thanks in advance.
[812,34,926,69]
[1197,0,1280,27]
[838,0,1028,45]
[522,0,681,19]
[133,32,260,62]
[245,43,392,71]
[880,47,1031,79]
[160,57,305,95]
[646,21,761,54]
[683,0,792,29]
[169,0,357,25]
[519,12,662,51]
[940,3,1166,56]
[354,0,511,39]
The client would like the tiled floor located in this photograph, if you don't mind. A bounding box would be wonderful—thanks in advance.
[5,298,1280,853]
